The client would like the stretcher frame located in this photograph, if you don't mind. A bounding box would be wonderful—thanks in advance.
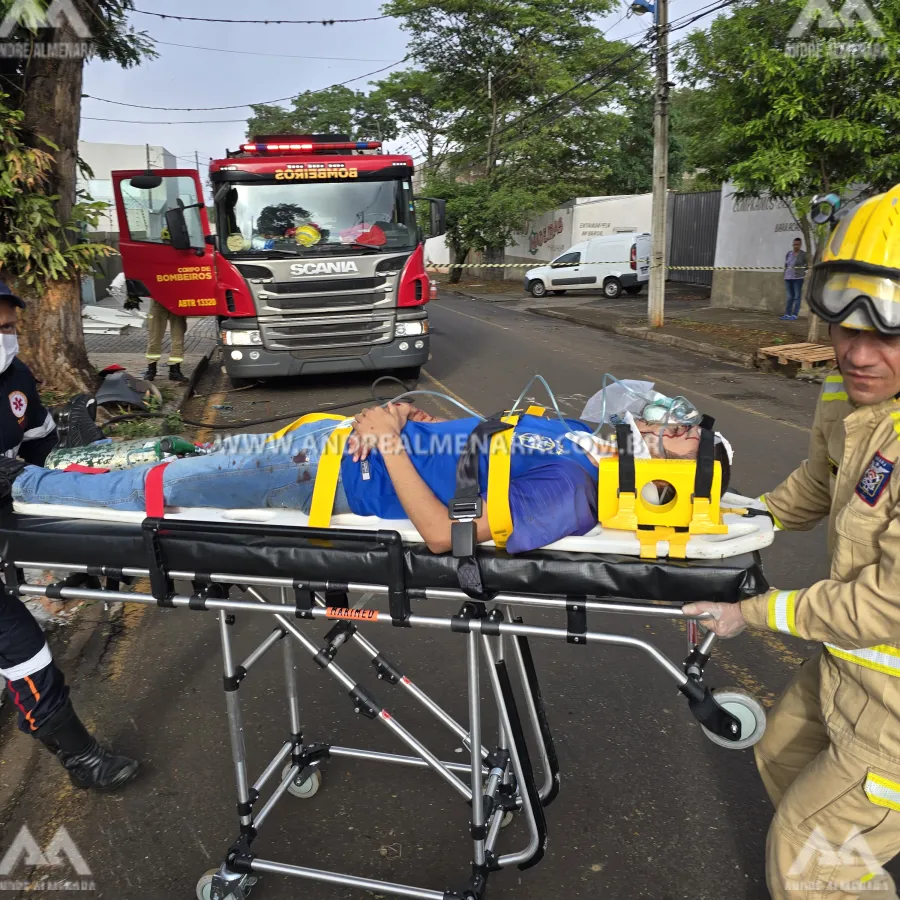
[1,517,762,900]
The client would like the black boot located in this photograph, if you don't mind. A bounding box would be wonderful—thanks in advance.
[52,394,105,449]
[36,701,139,792]
[142,361,157,381]
[168,363,188,384]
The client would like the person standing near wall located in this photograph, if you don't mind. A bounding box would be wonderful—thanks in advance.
[781,236,808,321]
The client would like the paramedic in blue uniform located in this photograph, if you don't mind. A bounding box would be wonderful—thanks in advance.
[0,280,139,792]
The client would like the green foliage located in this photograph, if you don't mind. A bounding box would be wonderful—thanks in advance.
[0,0,155,68]
[247,85,398,141]
[676,0,900,227]
[369,69,455,166]
[0,93,115,288]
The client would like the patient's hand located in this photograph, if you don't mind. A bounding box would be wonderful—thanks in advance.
[349,403,409,461]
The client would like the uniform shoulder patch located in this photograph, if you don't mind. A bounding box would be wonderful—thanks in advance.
[8,390,27,420]
[855,451,895,507]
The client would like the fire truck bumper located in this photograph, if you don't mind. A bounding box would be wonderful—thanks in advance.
[222,334,431,379]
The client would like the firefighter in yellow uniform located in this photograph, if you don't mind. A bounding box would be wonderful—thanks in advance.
[142,225,188,384]
[685,183,900,899]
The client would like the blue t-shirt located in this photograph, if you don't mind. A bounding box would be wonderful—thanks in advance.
[339,415,599,553]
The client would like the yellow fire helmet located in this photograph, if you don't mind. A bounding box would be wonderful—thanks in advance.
[808,183,900,333]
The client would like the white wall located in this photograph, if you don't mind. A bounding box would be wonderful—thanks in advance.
[711,182,806,313]
[572,194,652,242]
[713,183,804,268]
[424,234,451,268]
[506,205,575,263]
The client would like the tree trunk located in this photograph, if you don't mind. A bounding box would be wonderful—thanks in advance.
[17,9,95,394]
[449,242,468,284]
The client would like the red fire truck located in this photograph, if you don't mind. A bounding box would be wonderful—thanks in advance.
[111,135,445,385]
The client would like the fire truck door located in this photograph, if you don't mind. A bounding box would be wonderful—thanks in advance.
[111,169,216,316]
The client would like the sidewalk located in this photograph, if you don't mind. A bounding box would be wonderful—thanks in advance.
[438,276,827,375]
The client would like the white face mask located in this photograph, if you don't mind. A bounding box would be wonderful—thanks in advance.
[0,334,18,373]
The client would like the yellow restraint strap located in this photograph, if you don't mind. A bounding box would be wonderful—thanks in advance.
[486,414,518,548]
[265,413,351,529]
[308,425,352,528]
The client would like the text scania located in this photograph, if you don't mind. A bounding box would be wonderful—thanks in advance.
[290,261,360,277]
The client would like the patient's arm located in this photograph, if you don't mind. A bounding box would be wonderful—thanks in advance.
[381,445,491,553]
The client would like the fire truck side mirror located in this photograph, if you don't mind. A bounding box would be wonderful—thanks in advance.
[430,199,447,238]
[130,174,163,190]
[164,207,193,251]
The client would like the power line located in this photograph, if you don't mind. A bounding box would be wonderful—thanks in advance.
[131,8,391,25]
[83,116,248,124]
[153,40,395,63]
[411,0,742,174]
[83,58,407,112]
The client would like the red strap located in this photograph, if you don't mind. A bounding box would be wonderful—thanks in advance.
[63,464,111,474]
[145,462,171,518]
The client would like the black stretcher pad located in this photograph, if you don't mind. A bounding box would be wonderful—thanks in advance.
[0,513,768,604]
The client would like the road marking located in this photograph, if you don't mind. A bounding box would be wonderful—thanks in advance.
[421,368,485,417]
[192,369,227,442]
[432,301,510,330]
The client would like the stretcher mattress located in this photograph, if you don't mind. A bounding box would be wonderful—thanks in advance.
[0,494,771,604]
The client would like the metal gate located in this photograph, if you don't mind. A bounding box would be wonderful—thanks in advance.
[666,190,721,286]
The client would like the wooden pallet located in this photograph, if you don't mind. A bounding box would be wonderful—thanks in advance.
[757,342,836,368]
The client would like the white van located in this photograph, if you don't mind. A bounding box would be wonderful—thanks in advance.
[524,232,651,299]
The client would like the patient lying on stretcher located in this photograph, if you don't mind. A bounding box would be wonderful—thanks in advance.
[8,402,731,555]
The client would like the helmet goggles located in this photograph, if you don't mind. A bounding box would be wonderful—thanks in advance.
[808,259,900,335]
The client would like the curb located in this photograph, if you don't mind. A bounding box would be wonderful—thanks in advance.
[530,308,756,368]
[179,349,213,412]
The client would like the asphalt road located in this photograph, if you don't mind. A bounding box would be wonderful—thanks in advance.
[0,291,849,900]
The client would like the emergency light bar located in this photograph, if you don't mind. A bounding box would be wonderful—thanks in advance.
[240,141,382,153]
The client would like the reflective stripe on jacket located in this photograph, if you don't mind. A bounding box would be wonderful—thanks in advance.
[742,372,900,761]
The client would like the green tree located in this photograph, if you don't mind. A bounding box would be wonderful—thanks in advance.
[677,0,900,336]
[369,69,455,167]
[0,0,154,392]
[383,0,655,271]
[247,85,398,142]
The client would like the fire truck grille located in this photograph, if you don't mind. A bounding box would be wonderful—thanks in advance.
[267,277,382,294]
[260,314,394,351]
[263,293,383,312]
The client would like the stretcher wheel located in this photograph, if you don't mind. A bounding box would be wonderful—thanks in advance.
[282,763,322,798]
[500,810,514,828]
[701,688,766,750]
[195,869,258,900]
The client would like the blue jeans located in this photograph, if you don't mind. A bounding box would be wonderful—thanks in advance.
[784,278,803,316]
[12,422,352,514]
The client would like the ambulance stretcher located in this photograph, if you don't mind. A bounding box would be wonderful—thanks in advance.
[0,414,774,900]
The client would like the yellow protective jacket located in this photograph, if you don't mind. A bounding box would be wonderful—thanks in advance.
[742,373,900,765]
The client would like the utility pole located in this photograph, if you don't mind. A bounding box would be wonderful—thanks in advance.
[194,150,200,171]
[146,143,151,169]
[637,0,669,328]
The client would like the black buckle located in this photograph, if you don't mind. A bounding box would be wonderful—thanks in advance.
[450,496,482,559]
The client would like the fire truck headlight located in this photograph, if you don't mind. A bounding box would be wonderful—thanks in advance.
[395,321,427,338]
[223,330,262,346]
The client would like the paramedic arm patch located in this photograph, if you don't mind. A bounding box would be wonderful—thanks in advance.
[855,451,895,507]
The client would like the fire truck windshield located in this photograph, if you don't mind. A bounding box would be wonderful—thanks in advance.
[217,178,416,256]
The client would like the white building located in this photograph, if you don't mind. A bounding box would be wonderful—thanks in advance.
[78,141,177,233]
